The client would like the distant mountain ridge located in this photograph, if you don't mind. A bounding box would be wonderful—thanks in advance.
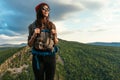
[1,42,120,47]
[88,42,120,47]
[0,43,27,47]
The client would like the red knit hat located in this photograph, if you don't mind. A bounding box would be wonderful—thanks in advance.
[35,2,49,12]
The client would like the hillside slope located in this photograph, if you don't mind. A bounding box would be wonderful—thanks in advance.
[0,39,120,80]
[58,40,120,80]
[0,46,64,80]
[0,47,24,65]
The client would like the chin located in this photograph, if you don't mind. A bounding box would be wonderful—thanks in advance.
[44,16,49,17]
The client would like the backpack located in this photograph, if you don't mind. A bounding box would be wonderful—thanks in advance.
[33,22,55,51]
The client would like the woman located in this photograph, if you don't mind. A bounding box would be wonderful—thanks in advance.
[28,2,59,80]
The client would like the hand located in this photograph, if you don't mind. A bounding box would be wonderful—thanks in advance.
[32,28,40,37]
[51,29,56,35]
[34,28,40,34]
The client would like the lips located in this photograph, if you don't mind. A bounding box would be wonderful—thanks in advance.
[45,12,48,15]
[43,13,48,17]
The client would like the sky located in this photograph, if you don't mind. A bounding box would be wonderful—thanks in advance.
[0,0,120,44]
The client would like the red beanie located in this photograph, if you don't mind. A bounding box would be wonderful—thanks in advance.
[35,3,49,12]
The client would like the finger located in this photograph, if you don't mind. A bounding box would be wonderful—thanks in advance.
[37,29,40,33]
[35,28,40,33]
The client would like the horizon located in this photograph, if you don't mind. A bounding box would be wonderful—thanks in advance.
[0,39,120,45]
[0,0,120,44]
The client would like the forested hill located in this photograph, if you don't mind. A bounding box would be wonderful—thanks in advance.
[58,39,120,80]
[0,39,120,80]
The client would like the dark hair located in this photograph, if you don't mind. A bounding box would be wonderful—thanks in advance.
[35,3,51,28]
[36,3,50,20]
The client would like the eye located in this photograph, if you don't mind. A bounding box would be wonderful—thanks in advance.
[42,7,50,11]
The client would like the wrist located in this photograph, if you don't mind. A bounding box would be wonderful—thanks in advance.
[31,33,37,39]
[54,38,59,44]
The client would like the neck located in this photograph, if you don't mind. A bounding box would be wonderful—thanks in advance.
[42,17,48,23]
[36,17,49,25]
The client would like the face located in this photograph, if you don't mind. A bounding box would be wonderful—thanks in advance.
[42,5,50,17]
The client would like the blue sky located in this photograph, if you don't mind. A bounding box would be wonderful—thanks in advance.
[0,0,120,44]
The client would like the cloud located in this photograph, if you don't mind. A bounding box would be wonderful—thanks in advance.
[0,0,82,37]
[80,0,103,10]
[88,29,106,32]
[0,0,120,44]
[49,2,82,21]
[0,34,27,44]
[1,0,104,37]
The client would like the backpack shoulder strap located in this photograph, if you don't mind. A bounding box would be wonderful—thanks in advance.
[41,29,50,33]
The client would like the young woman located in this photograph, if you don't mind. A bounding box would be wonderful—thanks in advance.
[27,3,58,80]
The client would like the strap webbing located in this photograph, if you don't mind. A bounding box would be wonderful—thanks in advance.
[35,55,40,70]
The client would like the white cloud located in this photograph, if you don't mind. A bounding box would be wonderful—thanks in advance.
[0,0,120,44]
[54,21,68,34]
[60,28,120,43]
[0,34,27,44]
